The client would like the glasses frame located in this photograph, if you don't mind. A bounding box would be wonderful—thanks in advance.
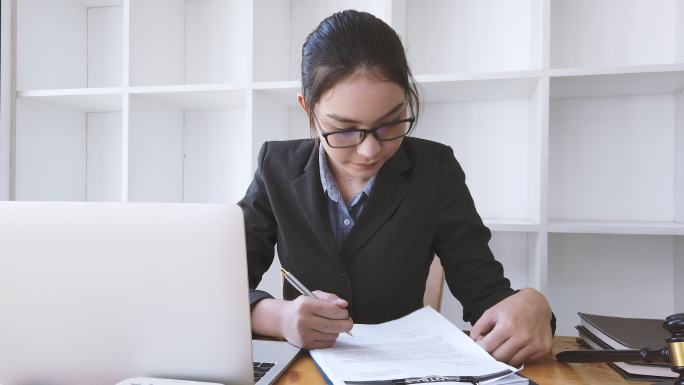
[318,116,416,149]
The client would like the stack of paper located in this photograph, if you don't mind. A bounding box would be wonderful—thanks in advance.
[311,307,531,385]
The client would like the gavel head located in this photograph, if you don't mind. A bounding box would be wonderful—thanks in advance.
[664,313,684,384]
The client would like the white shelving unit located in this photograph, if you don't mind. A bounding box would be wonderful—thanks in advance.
[545,0,684,335]
[2,0,683,335]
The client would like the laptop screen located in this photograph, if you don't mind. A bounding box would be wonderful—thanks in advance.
[0,202,254,385]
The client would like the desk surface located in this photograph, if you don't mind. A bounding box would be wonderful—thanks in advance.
[274,336,649,385]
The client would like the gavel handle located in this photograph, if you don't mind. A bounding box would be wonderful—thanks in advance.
[556,348,669,364]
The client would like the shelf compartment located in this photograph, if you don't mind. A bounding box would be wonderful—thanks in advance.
[550,0,684,68]
[128,93,250,204]
[395,0,543,76]
[17,0,123,90]
[549,92,681,223]
[550,64,684,98]
[15,97,123,201]
[129,0,250,86]
[548,220,684,236]
[413,79,545,224]
[548,233,679,335]
[252,0,388,82]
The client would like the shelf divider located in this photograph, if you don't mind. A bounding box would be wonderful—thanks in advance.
[548,220,684,236]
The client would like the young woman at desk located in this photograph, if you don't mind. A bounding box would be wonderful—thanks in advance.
[239,10,555,367]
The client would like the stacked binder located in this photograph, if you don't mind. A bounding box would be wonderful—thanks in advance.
[575,313,676,381]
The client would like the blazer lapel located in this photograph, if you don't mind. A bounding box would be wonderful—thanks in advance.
[290,144,338,259]
[340,143,413,260]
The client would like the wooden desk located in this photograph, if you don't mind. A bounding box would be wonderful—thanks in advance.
[274,336,650,385]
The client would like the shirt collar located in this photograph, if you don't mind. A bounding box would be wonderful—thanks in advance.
[318,142,376,204]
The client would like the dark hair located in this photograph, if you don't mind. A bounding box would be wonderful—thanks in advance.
[301,9,420,134]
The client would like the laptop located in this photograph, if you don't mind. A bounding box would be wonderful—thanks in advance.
[0,202,301,385]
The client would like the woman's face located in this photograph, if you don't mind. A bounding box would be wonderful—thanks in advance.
[301,71,408,183]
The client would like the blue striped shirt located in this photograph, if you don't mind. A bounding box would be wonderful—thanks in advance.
[318,144,376,251]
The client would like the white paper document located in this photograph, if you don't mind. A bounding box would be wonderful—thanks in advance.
[310,307,527,385]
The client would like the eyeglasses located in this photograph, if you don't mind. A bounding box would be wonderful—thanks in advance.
[318,117,415,148]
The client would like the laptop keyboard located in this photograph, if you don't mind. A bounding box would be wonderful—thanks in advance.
[253,361,276,383]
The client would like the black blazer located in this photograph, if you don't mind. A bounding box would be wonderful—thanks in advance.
[238,137,516,325]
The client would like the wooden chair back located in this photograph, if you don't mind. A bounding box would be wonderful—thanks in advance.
[423,256,445,311]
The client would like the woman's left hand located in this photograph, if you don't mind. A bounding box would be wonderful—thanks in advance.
[468,288,553,367]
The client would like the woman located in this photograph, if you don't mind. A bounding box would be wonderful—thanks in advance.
[239,10,554,366]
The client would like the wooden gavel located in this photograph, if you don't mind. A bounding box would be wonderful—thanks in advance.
[556,313,684,385]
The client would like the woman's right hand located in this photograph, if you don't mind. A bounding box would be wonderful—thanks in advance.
[278,290,353,349]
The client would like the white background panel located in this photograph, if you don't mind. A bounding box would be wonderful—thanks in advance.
[550,95,675,221]
[676,91,684,223]
[405,0,537,74]
[87,6,122,87]
[86,112,122,201]
[184,0,249,84]
[128,96,184,201]
[548,233,674,335]
[676,237,684,312]
[183,108,250,204]
[17,0,87,89]
[551,0,677,68]
[15,99,86,200]
[130,0,185,85]
[252,0,291,82]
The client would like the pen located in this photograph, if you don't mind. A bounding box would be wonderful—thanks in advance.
[280,267,353,337]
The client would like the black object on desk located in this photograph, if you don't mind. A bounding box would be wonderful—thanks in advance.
[556,313,684,385]
[576,325,673,380]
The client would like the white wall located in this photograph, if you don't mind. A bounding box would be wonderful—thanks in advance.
[549,95,675,222]
[128,95,184,202]
[17,0,87,89]
[676,91,684,224]
[406,0,537,74]
[15,99,87,201]
[676,91,684,313]
[676,237,684,312]
[86,112,122,202]
[548,234,674,335]
[678,0,684,62]
[0,0,12,200]
[551,0,677,67]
